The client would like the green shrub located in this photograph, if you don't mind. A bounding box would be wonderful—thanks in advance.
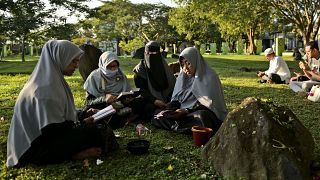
[119,37,144,54]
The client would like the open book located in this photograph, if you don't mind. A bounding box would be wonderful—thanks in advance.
[116,88,140,100]
[92,105,116,122]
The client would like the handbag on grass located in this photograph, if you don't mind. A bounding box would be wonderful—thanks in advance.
[307,85,320,102]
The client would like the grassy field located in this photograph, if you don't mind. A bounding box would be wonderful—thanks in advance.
[0,54,319,179]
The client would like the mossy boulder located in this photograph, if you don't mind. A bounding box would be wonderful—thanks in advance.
[202,97,314,180]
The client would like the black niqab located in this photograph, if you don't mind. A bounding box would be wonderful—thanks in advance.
[144,41,169,91]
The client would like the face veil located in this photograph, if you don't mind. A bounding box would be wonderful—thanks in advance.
[144,41,169,91]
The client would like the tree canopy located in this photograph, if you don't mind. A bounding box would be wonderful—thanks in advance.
[168,3,221,46]
[0,0,91,61]
[269,0,320,44]
[92,0,181,44]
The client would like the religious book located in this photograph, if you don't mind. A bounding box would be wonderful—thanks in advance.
[116,88,140,100]
[92,105,116,122]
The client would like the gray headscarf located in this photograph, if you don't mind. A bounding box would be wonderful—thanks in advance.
[133,41,175,102]
[7,40,83,167]
[171,47,228,121]
[84,51,130,97]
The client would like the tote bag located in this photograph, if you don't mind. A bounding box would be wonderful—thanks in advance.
[307,85,320,102]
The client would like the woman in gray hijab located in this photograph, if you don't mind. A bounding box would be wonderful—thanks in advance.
[84,51,144,128]
[7,40,117,167]
[152,47,228,134]
[84,51,131,107]
[133,41,176,121]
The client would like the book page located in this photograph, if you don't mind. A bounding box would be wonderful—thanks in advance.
[92,105,116,122]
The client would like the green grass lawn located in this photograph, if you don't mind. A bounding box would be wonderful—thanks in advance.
[1,54,319,179]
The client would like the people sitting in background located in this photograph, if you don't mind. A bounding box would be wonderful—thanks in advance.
[152,47,228,134]
[293,47,302,62]
[257,48,291,84]
[7,40,117,168]
[133,41,176,122]
[289,41,320,93]
[84,51,144,129]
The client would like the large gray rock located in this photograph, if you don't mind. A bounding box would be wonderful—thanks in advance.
[202,97,314,180]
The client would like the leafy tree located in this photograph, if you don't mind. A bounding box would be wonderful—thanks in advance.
[92,0,180,45]
[138,3,182,43]
[168,3,221,47]
[119,37,144,53]
[269,0,320,45]
[1,0,91,61]
[174,0,271,54]
[45,23,79,40]
[3,0,48,61]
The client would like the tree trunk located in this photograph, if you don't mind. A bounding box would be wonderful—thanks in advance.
[21,38,25,62]
[247,28,256,55]
[311,17,320,41]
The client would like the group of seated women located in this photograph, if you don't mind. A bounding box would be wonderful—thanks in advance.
[6,40,228,167]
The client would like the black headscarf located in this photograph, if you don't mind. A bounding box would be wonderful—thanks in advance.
[144,41,169,91]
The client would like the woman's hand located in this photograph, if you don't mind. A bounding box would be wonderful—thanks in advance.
[171,108,188,119]
[85,108,99,118]
[83,116,95,127]
[294,72,301,77]
[105,94,117,104]
[154,99,167,109]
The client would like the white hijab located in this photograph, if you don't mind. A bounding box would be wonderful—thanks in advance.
[83,51,130,97]
[7,40,83,167]
[172,47,228,121]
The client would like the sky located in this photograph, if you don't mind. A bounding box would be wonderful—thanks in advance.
[59,0,178,23]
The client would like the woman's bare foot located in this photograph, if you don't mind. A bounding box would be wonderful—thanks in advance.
[72,147,102,160]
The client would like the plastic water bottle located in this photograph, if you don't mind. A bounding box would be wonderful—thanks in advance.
[136,124,150,136]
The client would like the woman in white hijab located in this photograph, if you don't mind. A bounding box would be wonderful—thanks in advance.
[84,51,144,128]
[84,51,131,106]
[152,47,228,134]
[7,40,117,167]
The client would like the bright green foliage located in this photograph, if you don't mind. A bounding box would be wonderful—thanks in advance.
[93,0,180,43]
[276,38,285,56]
[236,40,245,55]
[175,0,271,54]
[119,37,144,53]
[1,0,92,61]
[255,40,262,55]
[210,43,216,55]
[222,42,229,55]
[168,3,221,45]
[200,44,206,54]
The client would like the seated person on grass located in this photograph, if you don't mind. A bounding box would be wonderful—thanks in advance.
[7,40,117,168]
[133,41,176,122]
[289,53,309,83]
[84,51,144,129]
[152,47,228,134]
[257,48,291,84]
[289,41,320,93]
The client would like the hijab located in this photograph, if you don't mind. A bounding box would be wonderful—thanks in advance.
[84,51,130,97]
[7,40,83,167]
[133,41,176,102]
[171,47,228,121]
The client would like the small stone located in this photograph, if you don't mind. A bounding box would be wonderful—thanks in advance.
[200,174,207,179]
